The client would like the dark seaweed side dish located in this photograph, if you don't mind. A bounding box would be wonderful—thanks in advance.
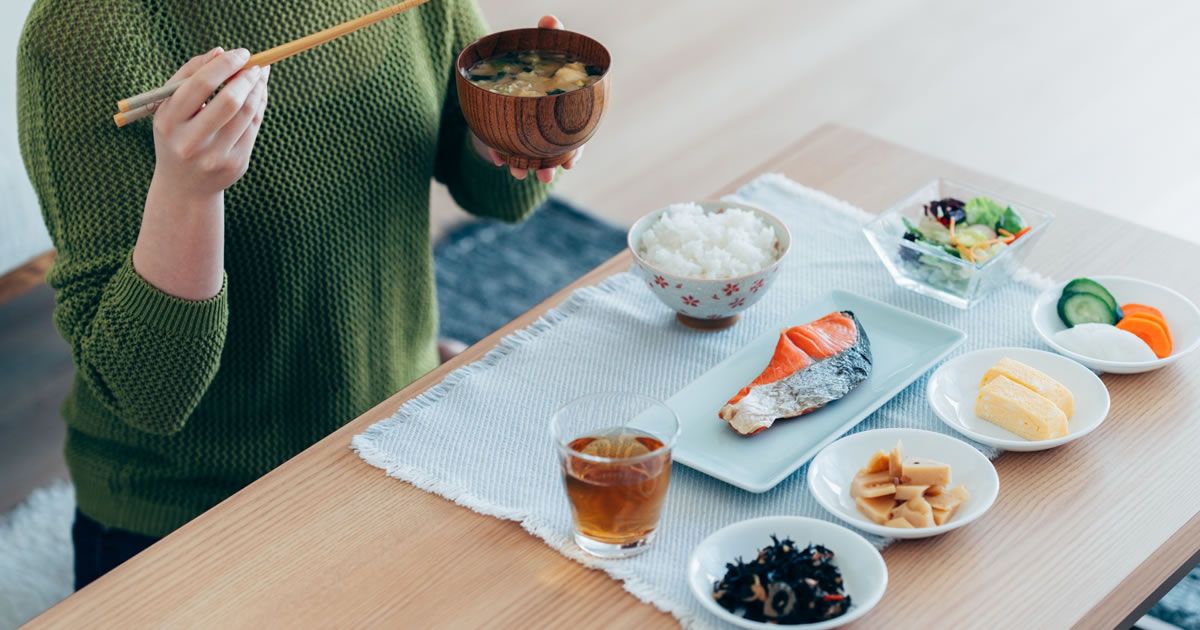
[712,536,851,624]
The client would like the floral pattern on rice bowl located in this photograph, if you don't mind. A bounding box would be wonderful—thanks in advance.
[634,260,783,321]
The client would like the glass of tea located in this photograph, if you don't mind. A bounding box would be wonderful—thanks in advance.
[551,393,680,559]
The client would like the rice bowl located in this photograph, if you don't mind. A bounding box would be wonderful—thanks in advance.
[628,201,791,330]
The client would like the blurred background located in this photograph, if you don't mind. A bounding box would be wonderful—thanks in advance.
[2,0,1197,628]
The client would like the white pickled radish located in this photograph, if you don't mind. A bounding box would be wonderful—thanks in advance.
[1054,323,1157,362]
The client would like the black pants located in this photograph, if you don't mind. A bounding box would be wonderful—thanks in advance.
[72,509,160,590]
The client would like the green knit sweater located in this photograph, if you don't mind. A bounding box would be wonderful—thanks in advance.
[17,0,551,537]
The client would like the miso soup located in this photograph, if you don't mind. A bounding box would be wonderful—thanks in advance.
[465,50,602,97]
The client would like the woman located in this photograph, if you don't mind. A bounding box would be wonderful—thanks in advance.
[17,0,576,588]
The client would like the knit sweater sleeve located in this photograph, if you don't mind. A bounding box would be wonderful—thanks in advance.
[432,0,554,222]
[17,12,228,436]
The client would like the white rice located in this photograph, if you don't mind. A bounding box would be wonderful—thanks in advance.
[637,203,779,279]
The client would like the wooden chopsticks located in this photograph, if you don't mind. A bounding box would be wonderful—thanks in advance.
[113,0,432,127]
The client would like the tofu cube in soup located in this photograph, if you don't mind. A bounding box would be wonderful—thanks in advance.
[552,63,588,85]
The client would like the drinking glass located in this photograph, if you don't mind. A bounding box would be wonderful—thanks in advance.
[551,393,681,558]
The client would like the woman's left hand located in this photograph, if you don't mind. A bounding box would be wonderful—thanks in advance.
[473,14,583,184]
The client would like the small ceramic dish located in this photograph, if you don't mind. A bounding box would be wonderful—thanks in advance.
[687,516,887,629]
[808,428,998,539]
[628,201,791,331]
[927,347,1110,451]
[1031,276,1200,373]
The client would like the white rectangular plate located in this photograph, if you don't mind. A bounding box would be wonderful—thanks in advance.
[667,290,966,492]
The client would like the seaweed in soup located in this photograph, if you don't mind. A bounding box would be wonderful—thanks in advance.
[465,50,602,96]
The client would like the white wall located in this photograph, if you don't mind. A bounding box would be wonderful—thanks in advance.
[1,0,52,276]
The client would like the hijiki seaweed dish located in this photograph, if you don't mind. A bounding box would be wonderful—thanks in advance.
[712,536,851,624]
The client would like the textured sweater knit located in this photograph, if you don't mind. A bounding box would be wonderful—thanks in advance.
[17,0,551,537]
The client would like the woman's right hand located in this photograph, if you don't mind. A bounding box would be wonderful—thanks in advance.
[133,47,270,301]
[151,47,270,199]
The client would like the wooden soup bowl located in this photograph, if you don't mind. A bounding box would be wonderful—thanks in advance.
[455,28,611,170]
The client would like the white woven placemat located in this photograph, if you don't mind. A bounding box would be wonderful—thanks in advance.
[352,174,1056,629]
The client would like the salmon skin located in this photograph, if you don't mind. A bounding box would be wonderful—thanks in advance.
[719,311,872,435]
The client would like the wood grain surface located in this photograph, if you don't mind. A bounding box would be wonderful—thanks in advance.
[0,250,53,305]
[455,28,610,169]
[24,125,1200,629]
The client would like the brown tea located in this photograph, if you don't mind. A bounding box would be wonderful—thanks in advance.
[561,428,671,545]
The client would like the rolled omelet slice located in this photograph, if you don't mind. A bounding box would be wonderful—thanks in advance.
[980,357,1074,419]
[975,375,1068,441]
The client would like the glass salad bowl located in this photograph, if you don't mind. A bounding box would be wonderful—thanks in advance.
[863,178,1054,309]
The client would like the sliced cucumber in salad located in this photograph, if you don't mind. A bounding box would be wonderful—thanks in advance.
[954,224,996,247]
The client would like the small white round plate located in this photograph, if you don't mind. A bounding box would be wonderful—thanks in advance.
[1032,275,1200,373]
[808,428,998,539]
[927,347,1110,451]
[688,516,886,629]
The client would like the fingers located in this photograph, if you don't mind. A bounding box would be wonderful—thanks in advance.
[160,48,251,126]
[191,64,263,133]
[210,71,268,155]
[225,81,268,180]
[167,47,224,84]
[229,99,267,164]
[155,47,224,125]
[486,146,504,167]
[537,14,562,29]
[510,167,553,183]
[563,145,584,169]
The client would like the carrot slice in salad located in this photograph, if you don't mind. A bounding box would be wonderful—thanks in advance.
[1116,315,1172,358]
[1003,226,1032,244]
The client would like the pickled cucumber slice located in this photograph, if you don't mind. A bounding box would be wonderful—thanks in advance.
[1058,291,1118,327]
[1062,278,1120,313]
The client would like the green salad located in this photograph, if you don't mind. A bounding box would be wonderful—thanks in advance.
[897,196,1031,293]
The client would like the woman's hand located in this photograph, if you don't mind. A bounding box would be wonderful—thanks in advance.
[151,47,271,199]
[474,14,584,184]
[133,47,271,301]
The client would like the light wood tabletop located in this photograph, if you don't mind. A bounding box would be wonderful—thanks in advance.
[25,124,1200,629]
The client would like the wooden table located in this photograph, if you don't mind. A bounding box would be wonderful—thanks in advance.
[26,125,1200,629]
